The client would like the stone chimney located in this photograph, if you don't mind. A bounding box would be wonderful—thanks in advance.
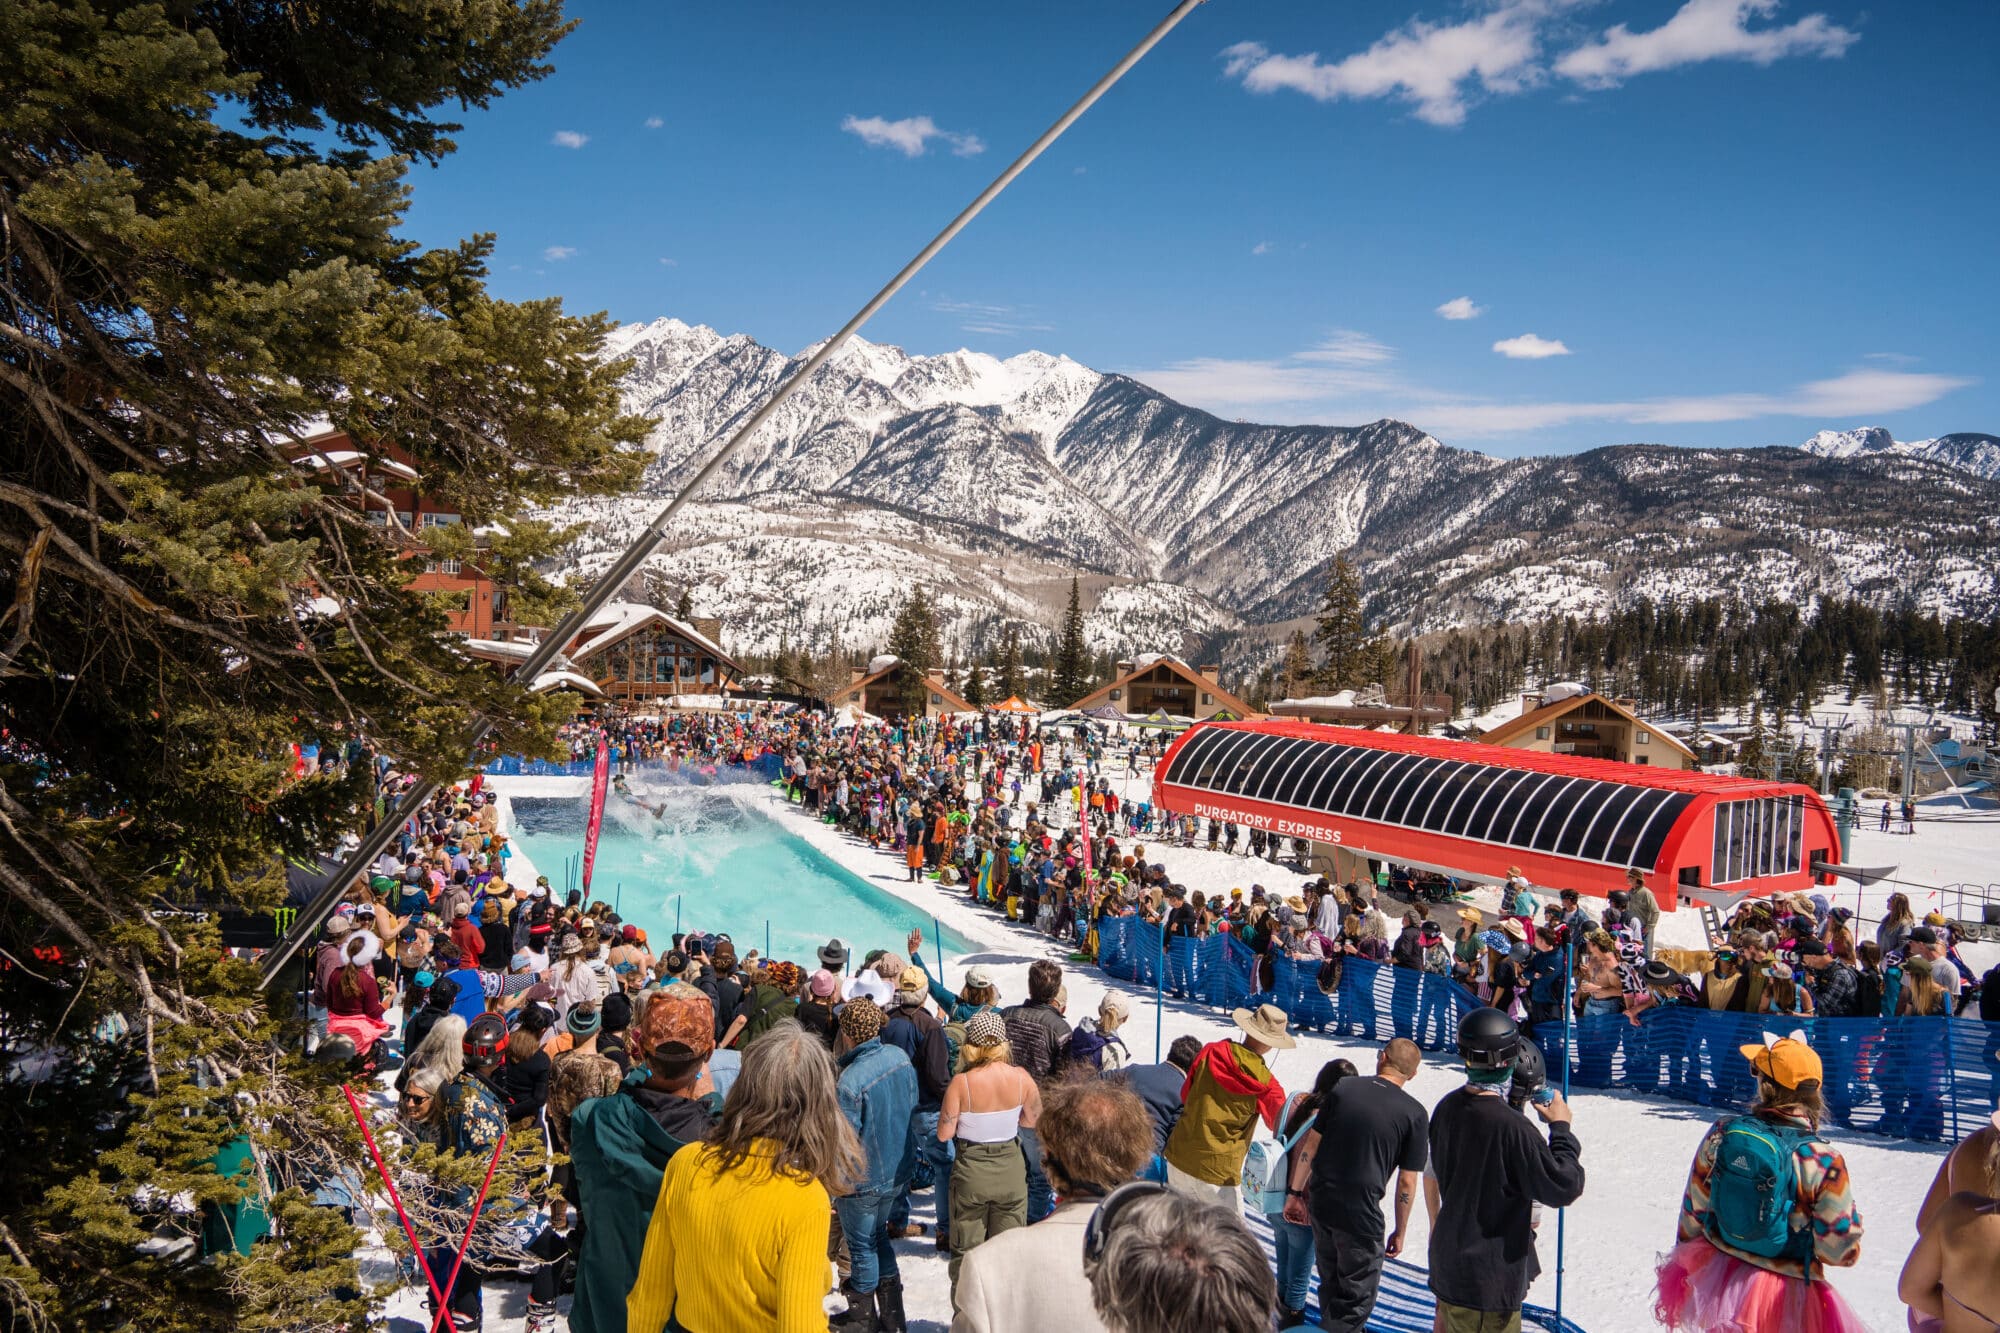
[1200,665,1221,683]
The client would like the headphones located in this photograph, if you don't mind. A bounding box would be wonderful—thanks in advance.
[1081,1180,1169,1268]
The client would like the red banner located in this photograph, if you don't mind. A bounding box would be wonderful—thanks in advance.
[582,739,609,900]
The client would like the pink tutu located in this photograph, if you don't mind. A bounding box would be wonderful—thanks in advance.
[1655,1238,1869,1333]
[326,1011,393,1056]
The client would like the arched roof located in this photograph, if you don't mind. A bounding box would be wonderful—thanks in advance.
[1153,719,1839,903]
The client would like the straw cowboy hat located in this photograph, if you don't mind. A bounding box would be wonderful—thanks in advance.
[1232,1003,1296,1050]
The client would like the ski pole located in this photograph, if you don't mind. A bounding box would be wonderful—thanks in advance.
[1557,945,1573,1329]
[341,1084,444,1313]
[426,1130,507,1333]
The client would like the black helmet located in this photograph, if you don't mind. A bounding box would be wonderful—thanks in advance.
[463,1012,508,1067]
[1457,1007,1521,1071]
[1607,890,1630,909]
[1510,1039,1547,1096]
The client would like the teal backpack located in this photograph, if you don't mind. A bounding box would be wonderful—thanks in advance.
[1706,1116,1813,1266]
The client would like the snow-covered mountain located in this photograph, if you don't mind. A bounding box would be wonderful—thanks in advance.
[541,318,2000,663]
[1800,427,2000,480]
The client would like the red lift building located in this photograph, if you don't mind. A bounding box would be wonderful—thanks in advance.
[1152,719,1840,910]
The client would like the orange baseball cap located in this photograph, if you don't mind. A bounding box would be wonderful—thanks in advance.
[1740,1036,1823,1089]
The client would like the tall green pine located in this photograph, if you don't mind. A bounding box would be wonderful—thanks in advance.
[1051,576,1090,705]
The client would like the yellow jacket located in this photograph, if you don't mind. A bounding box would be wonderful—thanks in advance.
[626,1140,832,1333]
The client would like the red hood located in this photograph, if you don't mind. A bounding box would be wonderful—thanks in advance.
[1181,1041,1286,1132]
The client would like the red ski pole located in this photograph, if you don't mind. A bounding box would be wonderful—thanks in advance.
[340,1083,444,1310]
[426,1129,507,1333]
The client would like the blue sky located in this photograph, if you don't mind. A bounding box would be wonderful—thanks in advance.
[401,1,1998,455]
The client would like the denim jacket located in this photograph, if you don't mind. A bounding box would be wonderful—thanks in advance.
[837,1037,919,1194]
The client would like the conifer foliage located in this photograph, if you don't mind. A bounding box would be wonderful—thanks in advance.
[0,2,647,1326]
[1050,576,1091,706]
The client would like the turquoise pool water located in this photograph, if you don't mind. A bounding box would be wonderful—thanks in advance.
[507,780,973,963]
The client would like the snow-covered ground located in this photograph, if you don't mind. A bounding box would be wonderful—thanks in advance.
[460,758,1970,1333]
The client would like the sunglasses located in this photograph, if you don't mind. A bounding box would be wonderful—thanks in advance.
[1082,1180,1168,1267]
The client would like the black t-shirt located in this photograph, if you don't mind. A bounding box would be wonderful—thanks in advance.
[1428,1087,1585,1312]
[1167,904,1198,938]
[1307,1075,1429,1226]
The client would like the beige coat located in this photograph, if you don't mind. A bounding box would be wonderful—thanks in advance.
[951,1199,1111,1333]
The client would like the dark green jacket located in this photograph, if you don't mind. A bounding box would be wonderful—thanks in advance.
[566,1072,715,1333]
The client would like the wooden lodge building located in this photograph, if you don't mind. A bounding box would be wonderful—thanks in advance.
[1067,654,1256,721]
[1478,687,1699,771]
[836,656,975,721]
[461,602,742,706]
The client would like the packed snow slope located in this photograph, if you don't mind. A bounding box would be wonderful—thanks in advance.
[542,318,2000,657]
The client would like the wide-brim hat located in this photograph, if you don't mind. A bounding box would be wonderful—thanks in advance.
[1499,918,1527,942]
[1232,1003,1296,1050]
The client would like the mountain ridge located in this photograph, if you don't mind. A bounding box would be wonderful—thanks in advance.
[538,318,2000,665]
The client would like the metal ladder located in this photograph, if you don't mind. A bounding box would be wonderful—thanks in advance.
[1699,903,1727,948]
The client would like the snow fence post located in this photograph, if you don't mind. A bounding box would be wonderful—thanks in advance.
[934,917,946,990]
[1557,944,1573,1330]
[1156,922,1165,1063]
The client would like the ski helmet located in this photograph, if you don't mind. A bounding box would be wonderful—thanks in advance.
[1510,1038,1547,1098]
[1457,1006,1521,1071]
[462,1012,508,1068]
[1607,890,1630,910]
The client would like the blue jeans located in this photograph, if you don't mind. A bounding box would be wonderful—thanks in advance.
[833,1189,899,1294]
[1270,1214,1316,1313]
[1019,1125,1054,1223]
[892,1111,951,1240]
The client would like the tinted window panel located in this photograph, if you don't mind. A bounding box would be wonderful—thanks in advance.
[1464,769,1532,842]
[1491,772,1560,845]
[1574,785,1646,862]
[1377,757,1443,827]
[1360,754,1426,822]
[1630,793,1691,872]
[1268,741,1326,806]
[1251,739,1314,801]
[1527,778,1588,852]
[1327,748,1399,815]
[1440,768,1505,837]
[1301,747,1367,812]
[1406,761,1469,828]
[1553,783,1619,858]
[1609,789,1675,866]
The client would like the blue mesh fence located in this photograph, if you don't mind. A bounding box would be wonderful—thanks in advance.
[1092,917,1998,1144]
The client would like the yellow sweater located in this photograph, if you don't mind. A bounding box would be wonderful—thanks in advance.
[626,1140,832,1333]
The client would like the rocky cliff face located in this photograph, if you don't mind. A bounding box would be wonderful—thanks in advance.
[540,318,2000,662]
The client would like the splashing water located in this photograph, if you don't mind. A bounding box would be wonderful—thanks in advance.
[507,787,975,962]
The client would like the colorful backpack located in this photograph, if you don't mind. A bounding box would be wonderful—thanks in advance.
[1706,1116,1813,1265]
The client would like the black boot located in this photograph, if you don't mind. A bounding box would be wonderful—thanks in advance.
[877,1277,908,1333]
[834,1284,879,1332]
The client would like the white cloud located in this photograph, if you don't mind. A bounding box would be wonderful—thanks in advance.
[643,116,664,129]
[658,257,677,267]
[1251,241,1273,256]
[1130,334,1403,416]
[1863,351,1918,365]
[543,245,577,261]
[1073,166,1088,175]
[1557,0,1857,87]
[841,114,985,158]
[550,130,589,149]
[1436,296,1484,321]
[1218,2,1561,128]
[1221,0,1858,125]
[930,298,1052,337]
[1493,333,1571,359]
[1300,330,1396,366]
[1406,368,1973,438]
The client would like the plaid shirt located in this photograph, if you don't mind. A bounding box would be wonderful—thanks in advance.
[1804,959,1861,1018]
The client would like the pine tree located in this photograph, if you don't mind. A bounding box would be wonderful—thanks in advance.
[1314,554,1379,691]
[998,624,1024,701]
[1051,576,1090,705]
[0,5,646,1325]
[1739,700,1770,778]
[961,658,988,707]
[1280,629,1316,700]
[886,589,941,714]
[675,586,695,620]
[771,635,798,692]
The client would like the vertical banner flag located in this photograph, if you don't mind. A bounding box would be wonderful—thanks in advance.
[1078,776,1091,888]
[582,739,610,900]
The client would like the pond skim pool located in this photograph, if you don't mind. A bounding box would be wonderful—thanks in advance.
[506,781,974,964]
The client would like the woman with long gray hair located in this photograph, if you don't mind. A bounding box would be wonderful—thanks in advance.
[625,1018,864,1333]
